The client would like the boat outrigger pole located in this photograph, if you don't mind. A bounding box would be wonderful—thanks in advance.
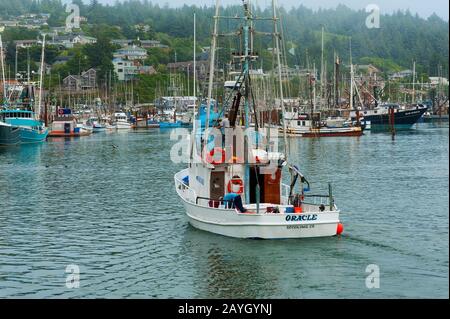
[0,35,7,107]
[272,0,288,161]
[205,0,220,134]
[243,0,252,204]
[37,34,46,121]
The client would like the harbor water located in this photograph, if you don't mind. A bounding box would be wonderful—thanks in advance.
[0,123,448,298]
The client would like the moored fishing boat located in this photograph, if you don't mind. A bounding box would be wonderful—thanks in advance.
[48,108,91,137]
[112,112,132,129]
[283,111,363,137]
[0,109,49,142]
[350,103,428,130]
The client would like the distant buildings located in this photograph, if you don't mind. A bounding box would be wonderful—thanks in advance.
[429,77,449,86]
[62,69,97,91]
[113,46,148,61]
[111,39,168,49]
[167,60,210,82]
[0,13,49,30]
[389,69,414,80]
[14,40,39,48]
[47,34,97,49]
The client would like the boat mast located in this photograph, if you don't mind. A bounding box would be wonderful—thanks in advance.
[272,0,288,160]
[320,25,324,110]
[243,0,252,204]
[37,34,46,121]
[0,35,7,106]
[205,0,220,132]
[349,37,353,111]
[193,12,197,132]
[412,60,416,103]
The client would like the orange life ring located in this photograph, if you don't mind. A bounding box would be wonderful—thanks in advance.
[227,176,244,194]
[205,147,225,165]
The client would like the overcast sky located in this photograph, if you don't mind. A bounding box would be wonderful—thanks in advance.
[93,0,449,20]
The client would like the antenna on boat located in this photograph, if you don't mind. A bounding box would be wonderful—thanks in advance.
[37,34,46,121]
[272,0,288,160]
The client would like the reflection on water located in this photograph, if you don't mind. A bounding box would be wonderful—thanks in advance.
[0,123,448,298]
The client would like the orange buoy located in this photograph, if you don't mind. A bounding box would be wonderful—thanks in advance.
[336,223,344,235]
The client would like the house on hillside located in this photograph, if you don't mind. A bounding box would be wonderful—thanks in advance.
[14,40,39,48]
[72,35,97,45]
[113,58,157,81]
[167,60,210,81]
[62,69,97,91]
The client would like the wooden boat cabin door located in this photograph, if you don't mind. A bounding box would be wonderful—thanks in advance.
[210,171,225,200]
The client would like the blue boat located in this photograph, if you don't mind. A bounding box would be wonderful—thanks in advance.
[0,109,49,143]
[159,120,182,128]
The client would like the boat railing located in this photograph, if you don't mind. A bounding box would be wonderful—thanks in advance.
[195,196,234,209]
[281,183,290,205]
[281,182,335,210]
[302,195,332,207]
[174,172,197,203]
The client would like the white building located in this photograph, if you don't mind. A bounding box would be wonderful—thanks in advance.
[429,77,449,86]
[72,35,97,45]
[113,58,136,81]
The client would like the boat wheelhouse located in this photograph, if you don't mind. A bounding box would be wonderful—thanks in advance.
[113,112,132,129]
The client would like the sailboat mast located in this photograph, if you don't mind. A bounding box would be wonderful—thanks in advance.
[272,0,288,160]
[193,12,196,98]
[0,35,7,106]
[193,12,197,133]
[349,37,353,111]
[205,0,220,131]
[412,60,416,103]
[37,34,46,120]
[320,25,324,109]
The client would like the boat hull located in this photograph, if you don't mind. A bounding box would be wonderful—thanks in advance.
[48,130,91,137]
[182,200,340,239]
[357,107,427,129]
[175,169,341,239]
[285,127,363,137]
[92,126,106,132]
[159,121,182,128]
[19,127,49,143]
[0,123,21,146]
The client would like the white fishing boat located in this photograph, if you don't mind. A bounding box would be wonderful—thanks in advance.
[283,111,363,137]
[112,112,132,129]
[174,0,344,239]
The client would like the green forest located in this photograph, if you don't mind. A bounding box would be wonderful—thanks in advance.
[1,0,449,73]
[0,0,449,103]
